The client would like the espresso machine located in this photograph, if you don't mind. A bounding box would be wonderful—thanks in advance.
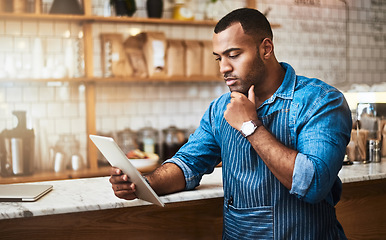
[0,111,35,176]
[356,103,386,163]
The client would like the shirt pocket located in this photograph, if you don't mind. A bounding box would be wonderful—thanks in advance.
[223,205,274,240]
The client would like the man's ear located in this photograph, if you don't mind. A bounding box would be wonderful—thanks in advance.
[260,38,274,60]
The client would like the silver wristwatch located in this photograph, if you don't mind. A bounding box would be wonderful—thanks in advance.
[240,120,262,138]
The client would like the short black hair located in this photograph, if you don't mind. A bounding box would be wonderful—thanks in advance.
[214,8,273,40]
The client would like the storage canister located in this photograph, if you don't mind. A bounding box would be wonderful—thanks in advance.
[368,139,381,163]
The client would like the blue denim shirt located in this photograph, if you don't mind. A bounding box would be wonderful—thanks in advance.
[165,62,352,239]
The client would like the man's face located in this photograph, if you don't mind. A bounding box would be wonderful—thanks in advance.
[212,23,266,95]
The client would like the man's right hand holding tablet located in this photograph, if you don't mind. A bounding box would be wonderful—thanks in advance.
[109,167,137,200]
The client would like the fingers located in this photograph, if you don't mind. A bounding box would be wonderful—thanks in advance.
[230,91,242,99]
[248,85,255,105]
[229,85,255,105]
[110,167,128,181]
[110,166,122,176]
[113,182,137,200]
[225,85,258,131]
[109,167,137,200]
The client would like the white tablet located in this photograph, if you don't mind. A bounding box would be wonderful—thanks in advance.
[90,135,164,207]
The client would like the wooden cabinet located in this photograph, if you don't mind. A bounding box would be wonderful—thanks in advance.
[0,198,224,240]
[336,178,386,239]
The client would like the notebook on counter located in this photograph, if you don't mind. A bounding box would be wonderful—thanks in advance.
[0,184,53,202]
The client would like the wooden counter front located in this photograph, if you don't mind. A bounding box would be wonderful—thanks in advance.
[2,163,386,239]
[0,198,223,240]
[336,178,386,240]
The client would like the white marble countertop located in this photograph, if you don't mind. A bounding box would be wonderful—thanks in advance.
[1,160,386,220]
[339,159,386,183]
[0,167,223,220]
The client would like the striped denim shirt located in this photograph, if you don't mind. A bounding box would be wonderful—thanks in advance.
[165,62,352,239]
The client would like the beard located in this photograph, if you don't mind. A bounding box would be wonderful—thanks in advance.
[225,57,266,96]
[225,75,252,96]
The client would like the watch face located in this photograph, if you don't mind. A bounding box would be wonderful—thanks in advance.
[243,122,255,135]
[241,121,256,137]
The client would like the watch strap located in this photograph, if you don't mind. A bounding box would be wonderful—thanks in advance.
[252,119,263,129]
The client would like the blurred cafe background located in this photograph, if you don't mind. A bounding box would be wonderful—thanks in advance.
[0,0,385,179]
[0,1,386,239]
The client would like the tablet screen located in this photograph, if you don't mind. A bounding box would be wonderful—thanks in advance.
[90,135,164,207]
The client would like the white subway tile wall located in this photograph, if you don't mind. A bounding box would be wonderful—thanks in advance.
[94,82,226,133]
[0,0,385,171]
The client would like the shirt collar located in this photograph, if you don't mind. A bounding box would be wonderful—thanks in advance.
[262,62,296,105]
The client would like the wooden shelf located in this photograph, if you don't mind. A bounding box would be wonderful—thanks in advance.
[0,12,89,22]
[0,76,222,83]
[92,76,222,83]
[0,77,89,83]
[91,15,218,26]
[0,12,218,26]
[0,12,278,27]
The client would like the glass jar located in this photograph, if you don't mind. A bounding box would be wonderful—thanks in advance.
[162,126,186,162]
[137,126,159,154]
[117,128,138,155]
[53,134,80,171]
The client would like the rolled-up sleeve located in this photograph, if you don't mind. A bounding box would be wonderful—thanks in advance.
[289,90,351,204]
[290,153,314,197]
[163,98,223,190]
[164,157,201,190]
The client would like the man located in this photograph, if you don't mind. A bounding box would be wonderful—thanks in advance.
[110,8,352,239]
